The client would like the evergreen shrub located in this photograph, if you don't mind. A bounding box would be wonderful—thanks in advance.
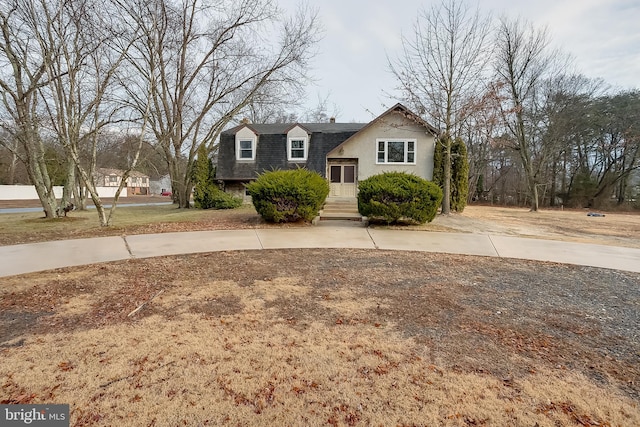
[247,168,329,223]
[194,145,242,209]
[357,172,442,224]
[196,188,242,209]
[433,136,469,212]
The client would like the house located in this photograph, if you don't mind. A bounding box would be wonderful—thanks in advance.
[95,168,150,195]
[216,103,439,201]
[149,174,172,196]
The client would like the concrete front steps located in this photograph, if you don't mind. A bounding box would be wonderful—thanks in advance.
[315,198,365,224]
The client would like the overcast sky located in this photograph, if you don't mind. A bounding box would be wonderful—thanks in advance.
[278,0,640,122]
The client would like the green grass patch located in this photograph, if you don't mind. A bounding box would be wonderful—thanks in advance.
[0,204,258,246]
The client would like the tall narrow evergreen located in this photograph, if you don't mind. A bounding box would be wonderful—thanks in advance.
[450,138,469,211]
[433,136,469,212]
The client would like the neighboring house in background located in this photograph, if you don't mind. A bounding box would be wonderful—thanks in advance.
[216,103,439,201]
[150,174,172,196]
[95,168,150,195]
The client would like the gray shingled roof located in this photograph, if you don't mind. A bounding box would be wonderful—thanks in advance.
[222,122,367,135]
[95,168,149,178]
[216,104,440,182]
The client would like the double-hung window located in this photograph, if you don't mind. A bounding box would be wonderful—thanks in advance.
[237,138,255,160]
[376,139,416,164]
[288,137,307,161]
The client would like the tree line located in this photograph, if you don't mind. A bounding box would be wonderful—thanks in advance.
[391,0,639,212]
[0,0,319,225]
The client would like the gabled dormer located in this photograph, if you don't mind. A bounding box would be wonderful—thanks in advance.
[235,125,258,161]
[285,124,311,162]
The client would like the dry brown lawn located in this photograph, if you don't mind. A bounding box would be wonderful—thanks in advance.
[2,201,639,249]
[434,205,640,249]
[0,201,267,247]
[1,249,639,426]
[2,202,639,425]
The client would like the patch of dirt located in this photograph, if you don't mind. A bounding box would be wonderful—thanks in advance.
[0,311,52,347]
[189,295,244,317]
[429,205,640,248]
[1,250,638,423]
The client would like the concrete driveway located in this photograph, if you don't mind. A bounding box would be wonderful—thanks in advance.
[1,228,639,277]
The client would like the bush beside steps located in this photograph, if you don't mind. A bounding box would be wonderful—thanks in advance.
[357,172,442,225]
[247,169,329,223]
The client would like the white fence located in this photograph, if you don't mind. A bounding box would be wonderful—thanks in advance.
[0,185,127,200]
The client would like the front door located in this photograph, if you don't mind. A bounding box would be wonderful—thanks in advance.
[329,163,357,197]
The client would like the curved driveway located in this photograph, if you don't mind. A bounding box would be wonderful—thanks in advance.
[1,225,640,277]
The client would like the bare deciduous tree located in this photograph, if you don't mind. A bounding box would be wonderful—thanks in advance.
[0,0,59,217]
[35,0,149,226]
[120,0,321,208]
[459,86,502,203]
[534,74,605,206]
[390,0,491,214]
[493,17,558,211]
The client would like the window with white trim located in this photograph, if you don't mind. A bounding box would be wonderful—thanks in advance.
[237,138,256,160]
[288,137,307,161]
[376,139,416,164]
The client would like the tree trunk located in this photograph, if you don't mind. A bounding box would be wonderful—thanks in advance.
[549,160,557,207]
[7,149,18,185]
[514,105,539,211]
[74,173,88,210]
[617,178,627,205]
[442,140,452,215]
[522,167,539,211]
[26,135,58,218]
[13,109,58,217]
[173,177,192,209]
[29,161,58,218]
[91,195,109,226]
[167,155,192,208]
[61,160,75,210]
[179,185,191,208]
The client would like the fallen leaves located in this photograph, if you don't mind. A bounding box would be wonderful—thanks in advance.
[58,361,74,372]
[1,249,638,426]
[536,401,613,427]
[1,393,37,404]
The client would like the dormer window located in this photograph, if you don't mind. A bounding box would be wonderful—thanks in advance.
[237,138,255,161]
[288,137,308,161]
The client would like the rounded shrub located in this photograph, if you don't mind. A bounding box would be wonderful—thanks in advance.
[246,168,329,223]
[195,188,242,209]
[357,172,443,224]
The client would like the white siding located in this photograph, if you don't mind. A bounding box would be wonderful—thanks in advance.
[0,185,128,199]
[235,127,257,161]
[287,125,309,161]
[327,111,436,181]
[287,125,308,140]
